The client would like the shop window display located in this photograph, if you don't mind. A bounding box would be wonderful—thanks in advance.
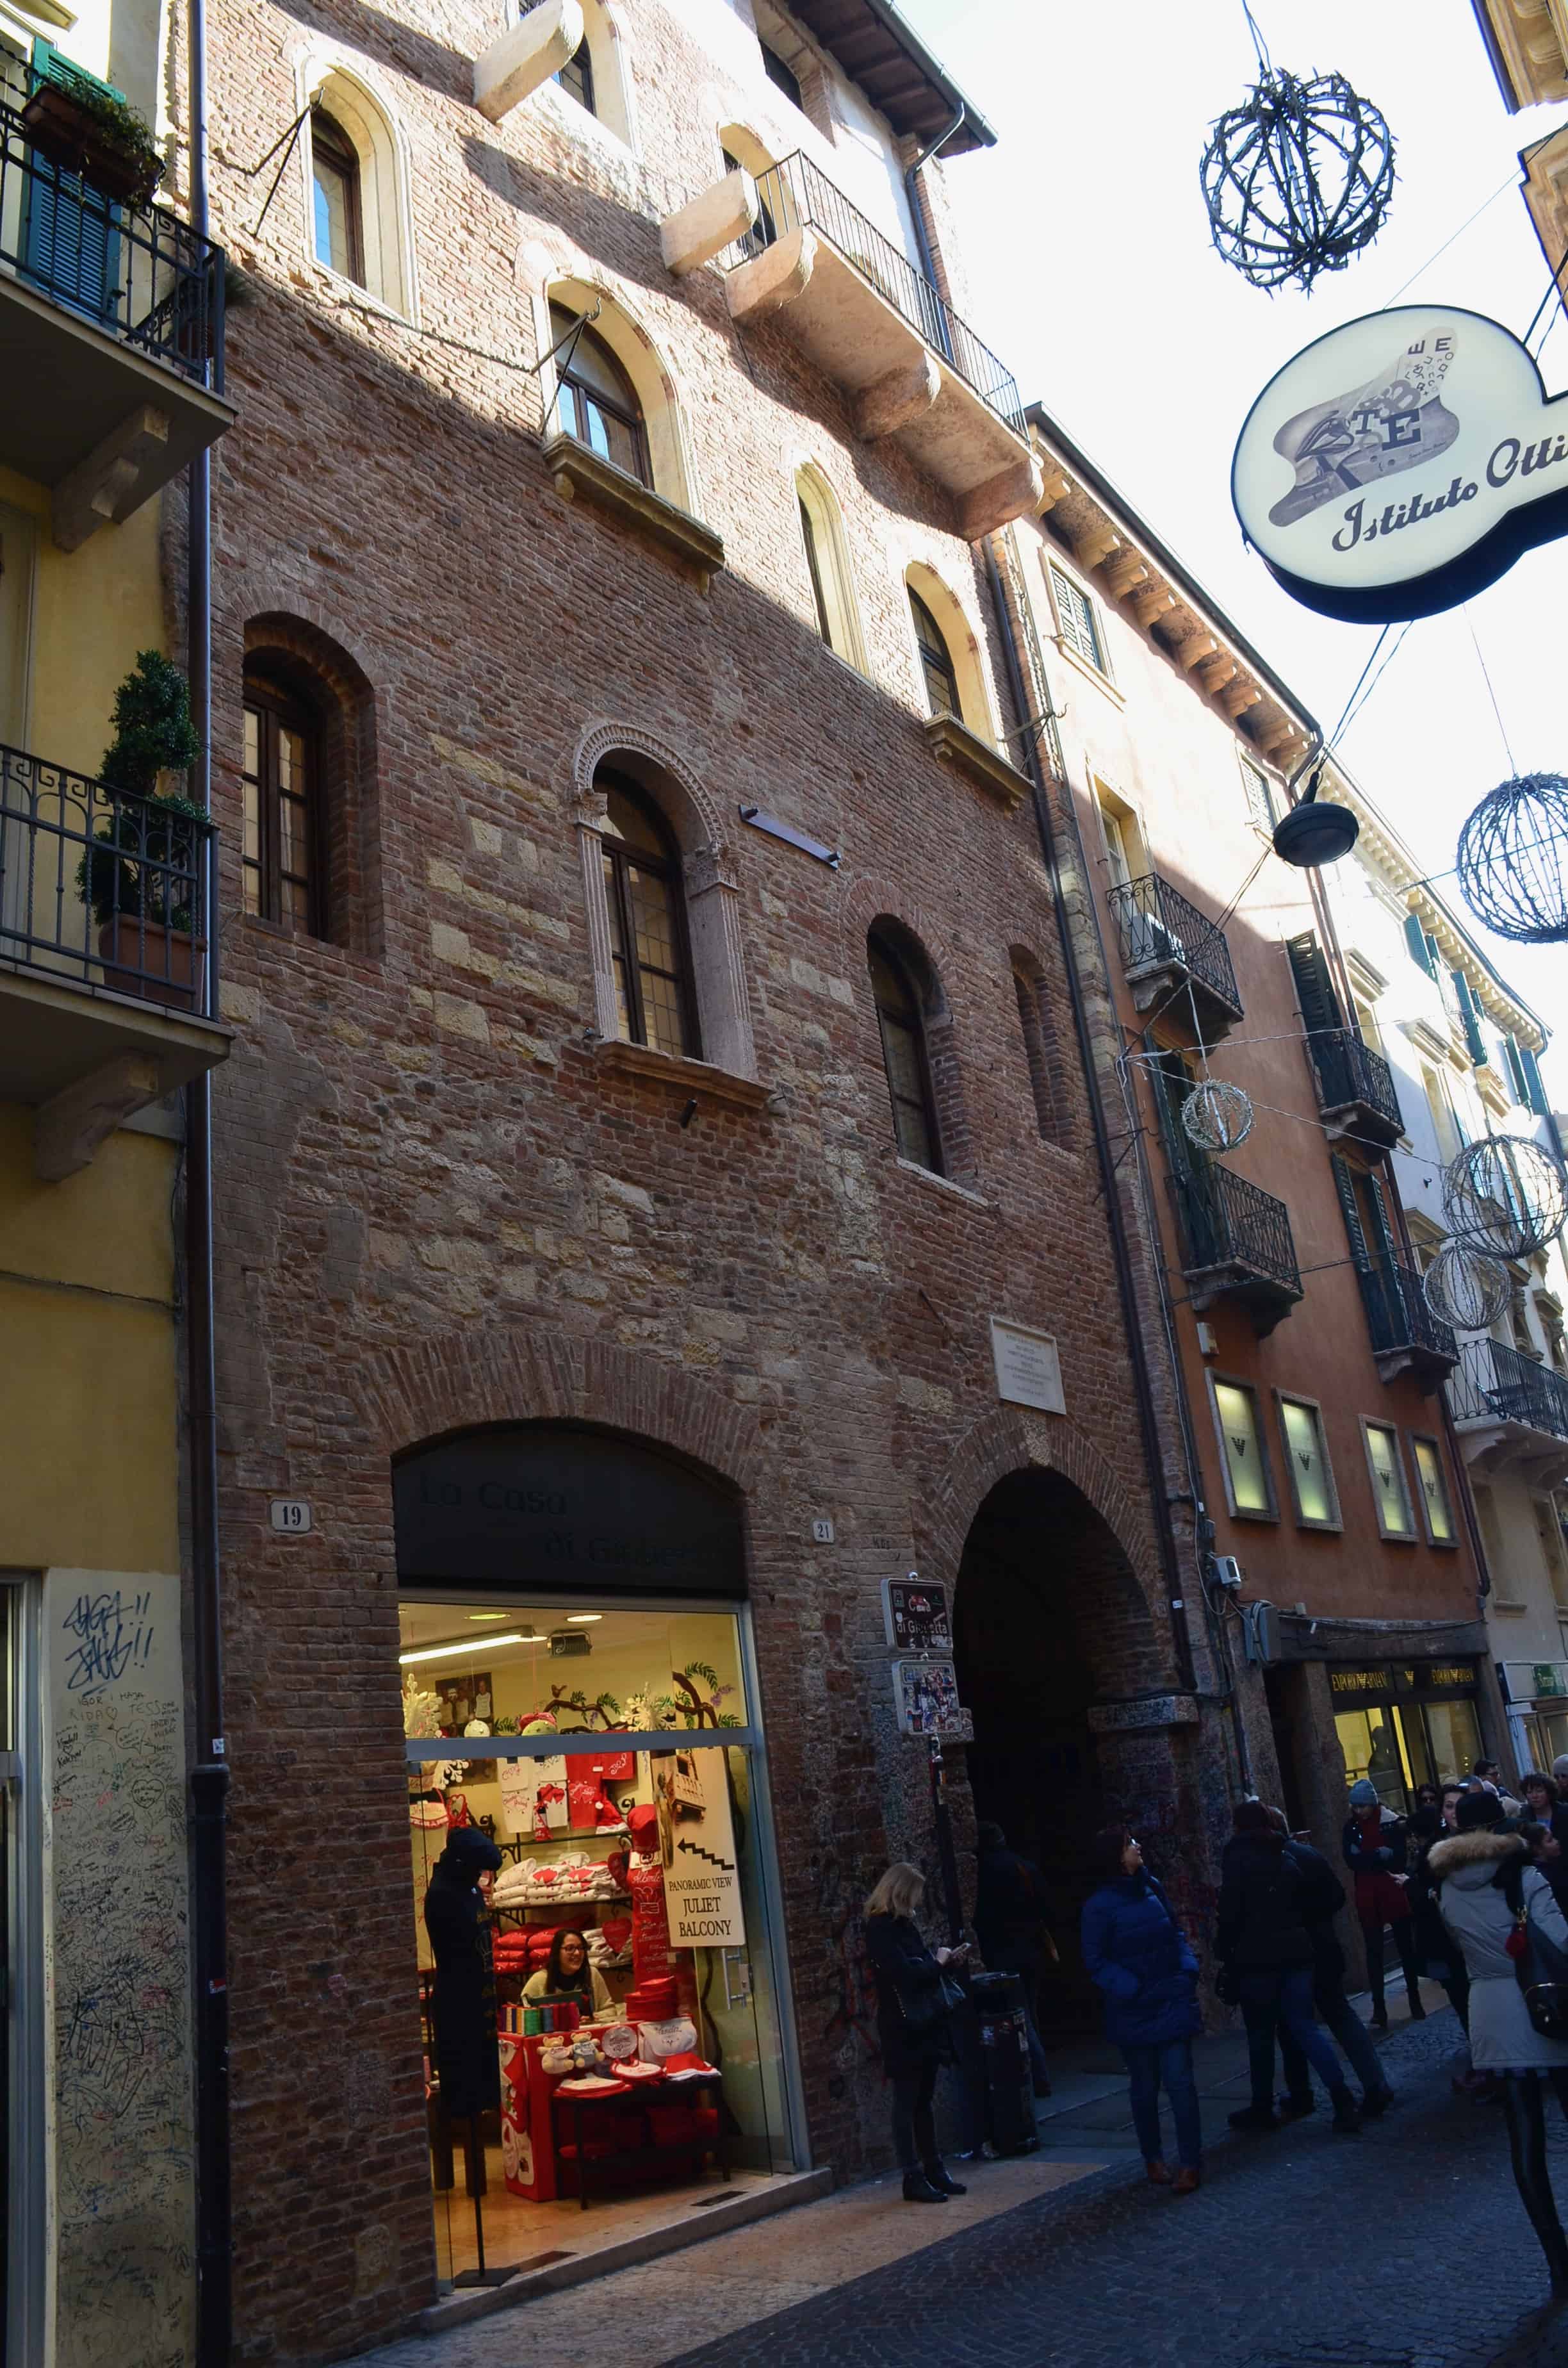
[402,1599,791,2286]
[1333,1693,1484,1814]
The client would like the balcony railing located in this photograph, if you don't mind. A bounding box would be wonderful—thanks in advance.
[1107,871,1243,1021]
[1448,1336,1568,1442]
[1355,1258,1457,1369]
[0,743,212,1008]
[1170,1162,1302,1298]
[0,97,225,392]
[720,149,1024,435]
[1307,1027,1403,1133]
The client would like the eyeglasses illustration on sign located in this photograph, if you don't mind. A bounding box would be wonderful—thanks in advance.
[1233,305,1568,621]
[1268,333,1459,527]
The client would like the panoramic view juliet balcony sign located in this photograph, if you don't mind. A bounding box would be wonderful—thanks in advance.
[1232,305,1568,621]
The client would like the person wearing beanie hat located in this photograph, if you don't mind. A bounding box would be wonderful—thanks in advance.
[1430,1796,1568,2291]
[1342,1777,1425,2032]
[1218,1799,1363,2135]
[423,1827,504,2122]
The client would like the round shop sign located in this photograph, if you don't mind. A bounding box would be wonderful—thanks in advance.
[1232,304,1568,621]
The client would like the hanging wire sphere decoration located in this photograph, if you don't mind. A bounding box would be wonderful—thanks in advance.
[1421,1240,1512,1333]
[1440,1135,1568,1262]
[1181,1078,1255,1153]
[1455,773,1568,945]
[1200,68,1396,293]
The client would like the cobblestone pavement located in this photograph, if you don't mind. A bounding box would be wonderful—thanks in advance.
[658,2012,1568,2368]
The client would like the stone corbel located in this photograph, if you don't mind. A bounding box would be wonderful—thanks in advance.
[1102,552,1150,598]
[1223,682,1263,718]
[956,452,1045,540]
[1196,654,1238,695]
[1073,526,1120,573]
[661,169,758,276]
[473,0,584,121]
[35,1051,163,1181]
[724,227,815,326]
[53,404,171,551]
[1130,585,1176,630]
[1036,467,1074,512]
[853,354,941,441]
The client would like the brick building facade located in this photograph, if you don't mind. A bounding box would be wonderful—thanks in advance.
[195,1,1246,2356]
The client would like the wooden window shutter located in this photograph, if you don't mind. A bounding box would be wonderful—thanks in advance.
[1404,914,1433,976]
[1331,1154,1371,1270]
[1364,1169,1398,1265]
[1286,932,1344,1039]
[1521,1044,1550,1119]
[1450,971,1486,1065]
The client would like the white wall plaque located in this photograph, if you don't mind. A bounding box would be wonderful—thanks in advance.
[990,1318,1065,1415]
[268,1499,313,1534]
[811,1517,835,1543]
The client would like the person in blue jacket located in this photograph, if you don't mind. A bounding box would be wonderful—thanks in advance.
[1080,1823,1204,2193]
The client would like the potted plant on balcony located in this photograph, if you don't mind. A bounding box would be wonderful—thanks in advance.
[22,66,165,207]
[78,651,206,1009]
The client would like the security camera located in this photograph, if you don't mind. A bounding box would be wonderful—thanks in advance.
[1213,1555,1243,1591]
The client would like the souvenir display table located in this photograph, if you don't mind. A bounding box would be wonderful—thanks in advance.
[497,2017,726,2210]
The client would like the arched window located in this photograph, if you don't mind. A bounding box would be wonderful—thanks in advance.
[243,660,323,935]
[310,110,364,285]
[796,467,864,668]
[302,67,415,316]
[909,588,959,719]
[600,770,699,1057]
[869,926,942,1174]
[551,302,649,485]
[721,136,778,259]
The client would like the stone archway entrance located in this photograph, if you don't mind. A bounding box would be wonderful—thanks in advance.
[952,1467,1182,2038]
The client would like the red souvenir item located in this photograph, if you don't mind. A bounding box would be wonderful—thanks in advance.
[626,1802,660,1857]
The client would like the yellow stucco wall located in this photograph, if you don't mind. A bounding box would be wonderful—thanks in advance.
[0,1105,180,1572]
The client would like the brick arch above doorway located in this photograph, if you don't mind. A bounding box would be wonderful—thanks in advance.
[926,1404,1152,1585]
[359,1323,767,1495]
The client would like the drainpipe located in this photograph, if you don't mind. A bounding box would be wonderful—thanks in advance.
[981,537,1197,1700]
[903,101,963,361]
[185,0,232,2348]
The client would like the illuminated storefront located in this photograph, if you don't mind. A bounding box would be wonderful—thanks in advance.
[1330,1658,1485,1805]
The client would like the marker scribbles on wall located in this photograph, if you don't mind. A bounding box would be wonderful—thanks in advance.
[1268,333,1459,526]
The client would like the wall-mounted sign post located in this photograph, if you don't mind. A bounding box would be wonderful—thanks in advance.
[1233,305,1568,621]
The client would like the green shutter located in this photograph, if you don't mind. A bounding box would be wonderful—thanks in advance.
[1331,1155,1371,1271]
[1405,914,1434,976]
[1364,1169,1398,1265]
[1451,972,1487,1065]
[29,37,124,101]
[24,39,124,325]
[1521,1045,1551,1120]
[1504,1035,1531,1107]
[1286,932,1345,1040]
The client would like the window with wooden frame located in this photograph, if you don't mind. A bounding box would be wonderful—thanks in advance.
[1210,1376,1277,1520]
[310,110,365,287]
[794,469,863,669]
[242,667,324,936]
[760,39,803,111]
[551,304,650,486]
[599,772,699,1058]
[555,33,594,112]
[1410,1435,1457,1546]
[1275,1392,1341,1530]
[869,926,942,1174]
[1049,561,1106,673]
[1361,1418,1416,1540]
[1240,755,1275,832]
[908,589,959,721]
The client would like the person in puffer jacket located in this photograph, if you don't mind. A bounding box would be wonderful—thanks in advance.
[1218,1798,1362,2135]
[1080,1825,1204,2193]
[1432,1789,1568,2291]
[1342,1777,1424,2030]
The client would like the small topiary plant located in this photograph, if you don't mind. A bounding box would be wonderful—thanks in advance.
[79,652,206,928]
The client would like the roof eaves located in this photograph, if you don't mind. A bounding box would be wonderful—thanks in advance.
[788,0,997,151]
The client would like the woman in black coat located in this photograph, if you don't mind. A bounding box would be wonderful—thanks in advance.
[864,1861,972,2205]
[423,1827,504,2119]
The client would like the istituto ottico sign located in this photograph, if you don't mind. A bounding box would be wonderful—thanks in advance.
[1232,305,1568,621]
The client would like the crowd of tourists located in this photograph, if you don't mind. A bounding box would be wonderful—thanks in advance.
[862,1756,1568,2290]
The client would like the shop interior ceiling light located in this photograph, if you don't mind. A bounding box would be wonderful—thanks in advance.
[1200,63,1396,293]
[1420,1238,1512,1332]
[1440,1136,1568,1262]
[399,1631,532,1663]
[1455,774,1568,945]
[1181,1077,1255,1153]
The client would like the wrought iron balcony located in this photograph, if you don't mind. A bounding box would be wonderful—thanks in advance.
[1354,1257,1458,1389]
[1169,1162,1302,1337]
[1304,1026,1403,1151]
[0,97,233,543]
[1448,1336,1568,1483]
[1107,871,1245,1044]
[0,743,229,1173]
[692,149,1040,539]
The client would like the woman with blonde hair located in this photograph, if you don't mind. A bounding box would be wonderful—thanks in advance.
[864,1861,971,2203]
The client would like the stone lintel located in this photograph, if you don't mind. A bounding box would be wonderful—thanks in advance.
[592,1036,769,1110]
[543,434,724,589]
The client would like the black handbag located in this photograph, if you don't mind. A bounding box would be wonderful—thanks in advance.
[895,1961,966,2034]
[1499,1860,1568,2038]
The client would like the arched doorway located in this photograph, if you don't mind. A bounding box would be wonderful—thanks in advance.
[390,1421,803,2289]
[952,1467,1172,2038]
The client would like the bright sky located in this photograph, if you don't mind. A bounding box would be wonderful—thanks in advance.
[908,0,1568,1081]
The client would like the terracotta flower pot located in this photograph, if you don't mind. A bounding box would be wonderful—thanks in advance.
[97,916,204,1010]
[21,85,164,207]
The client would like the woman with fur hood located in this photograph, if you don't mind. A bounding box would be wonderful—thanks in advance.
[1431,1790,1568,2289]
